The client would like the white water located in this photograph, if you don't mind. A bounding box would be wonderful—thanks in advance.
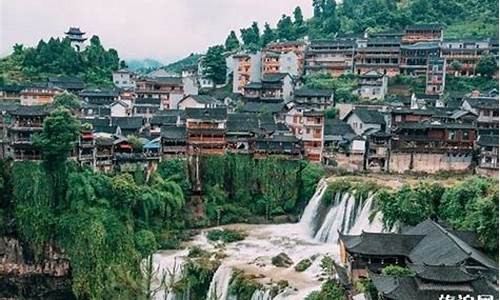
[153,180,384,300]
[207,265,233,300]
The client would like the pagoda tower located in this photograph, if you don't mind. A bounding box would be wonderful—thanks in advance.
[65,27,87,52]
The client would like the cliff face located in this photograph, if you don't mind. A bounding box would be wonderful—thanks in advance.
[0,237,74,299]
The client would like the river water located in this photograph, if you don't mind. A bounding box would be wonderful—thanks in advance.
[152,180,384,300]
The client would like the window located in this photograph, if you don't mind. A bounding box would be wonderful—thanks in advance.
[462,130,469,140]
[448,130,456,140]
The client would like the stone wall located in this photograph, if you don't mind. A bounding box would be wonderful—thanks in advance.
[389,152,473,173]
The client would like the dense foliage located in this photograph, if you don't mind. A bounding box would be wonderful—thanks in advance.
[199,154,324,224]
[202,45,227,85]
[303,72,358,103]
[0,36,123,85]
[206,229,246,243]
[162,53,201,75]
[381,265,415,277]
[375,178,498,253]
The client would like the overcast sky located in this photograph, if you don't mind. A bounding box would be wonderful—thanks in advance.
[1,0,313,64]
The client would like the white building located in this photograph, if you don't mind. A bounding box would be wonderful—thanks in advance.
[112,69,136,89]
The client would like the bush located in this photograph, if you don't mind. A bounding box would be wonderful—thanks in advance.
[206,229,246,243]
[381,265,414,277]
[294,258,313,272]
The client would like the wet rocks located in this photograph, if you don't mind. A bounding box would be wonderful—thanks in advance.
[271,252,293,268]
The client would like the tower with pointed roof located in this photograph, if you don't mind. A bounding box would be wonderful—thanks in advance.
[65,27,87,52]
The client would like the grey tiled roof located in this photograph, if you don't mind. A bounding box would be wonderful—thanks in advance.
[185,107,227,120]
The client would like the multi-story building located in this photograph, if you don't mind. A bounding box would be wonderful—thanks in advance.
[132,98,161,120]
[47,76,85,93]
[305,38,356,77]
[302,111,324,162]
[8,105,52,160]
[401,24,443,44]
[185,107,227,155]
[160,125,187,157]
[20,86,62,106]
[79,88,119,106]
[232,52,262,94]
[78,125,96,169]
[265,41,307,75]
[425,56,446,95]
[243,73,294,101]
[441,39,490,76]
[461,92,499,130]
[355,36,401,76]
[292,88,334,111]
[400,42,441,75]
[135,77,184,109]
[355,71,388,100]
[112,69,136,89]
[476,134,499,177]
[389,121,476,173]
[365,131,391,172]
[65,27,87,52]
[262,50,300,76]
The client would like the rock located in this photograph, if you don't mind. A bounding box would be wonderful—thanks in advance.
[294,258,312,272]
[271,252,294,268]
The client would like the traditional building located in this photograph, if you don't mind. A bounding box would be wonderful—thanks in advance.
[95,135,114,172]
[425,56,446,95]
[264,41,307,75]
[185,107,227,155]
[0,85,25,101]
[344,108,387,136]
[160,125,187,157]
[441,39,490,76]
[305,38,356,77]
[232,52,262,94]
[254,133,302,159]
[389,121,476,173]
[79,88,119,106]
[47,76,85,93]
[78,125,96,169]
[339,219,497,281]
[476,134,499,177]
[292,88,334,111]
[149,110,185,137]
[132,98,161,120]
[112,116,144,136]
[226,112,260,153]
[20,85,62,106]
[65,27,87,51]
[261,50,300,77]
[301,111,324,162]
[401,24,443,44]
[355,36,401,76]
[243,73,294,101]
[461,93,499,130]
[8,105,53,160]
[112,69,136,89]
[371,264,497,300]
[366,132,391,172]
[177,95,222,110]
[355,71,388,101]
[400,42,441,75]
[135,77,184,109]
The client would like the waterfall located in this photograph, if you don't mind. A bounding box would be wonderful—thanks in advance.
[250,289,272,300]
[298,179,328,236]
[206,265,233,300]
[299,181,384,243]
[152,252,186,300]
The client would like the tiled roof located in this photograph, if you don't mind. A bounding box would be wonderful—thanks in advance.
[185,107,227,120]
[463,97,499,110]
[346,108,385,125]
[134,97,161,106]
[241,101,285,114]
[262,73,289,83]
[477,135,499,147]
[294,88,334,98]
[410,264,477,283]
[11,105,53,116]
[340,232,425,256]
[160,125,186,141]
[79,88,119,98]
[111,117,144,130]
[48,76,84,90]
[324,119,356,137]
[184,95,221,105]
[405,23,443,31]
[401,42,440,50]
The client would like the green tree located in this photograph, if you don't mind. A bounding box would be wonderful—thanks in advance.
[34,108,80,162]
[53,91,81,110]
[381,265,415,276]
[476,54,498,78]
[202,45,227,85]
[450,60,462,75]
[276,15,295,41]
[240,22,261,49]
[224,31,240,52]
[261,23,276,47]
[293,7,308,37]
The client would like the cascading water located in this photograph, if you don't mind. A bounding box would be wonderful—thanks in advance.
[206,265,233,300]
[152,178,385,300]
[298,180,328,236]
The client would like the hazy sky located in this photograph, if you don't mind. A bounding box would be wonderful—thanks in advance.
[1,0,313,63]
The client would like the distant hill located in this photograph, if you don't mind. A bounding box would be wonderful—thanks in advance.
[162,53,201,75]
[125,58,163,72]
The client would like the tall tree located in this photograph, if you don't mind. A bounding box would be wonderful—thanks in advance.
[322,0,340,34]
[261,23,276,47]
[276,15,295,41]
[224,31,240,51]
[293,6,308,37]
[476,54,498,78]
[202,45,227,85]
[240,22,261,49]
[53,92,81,111]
